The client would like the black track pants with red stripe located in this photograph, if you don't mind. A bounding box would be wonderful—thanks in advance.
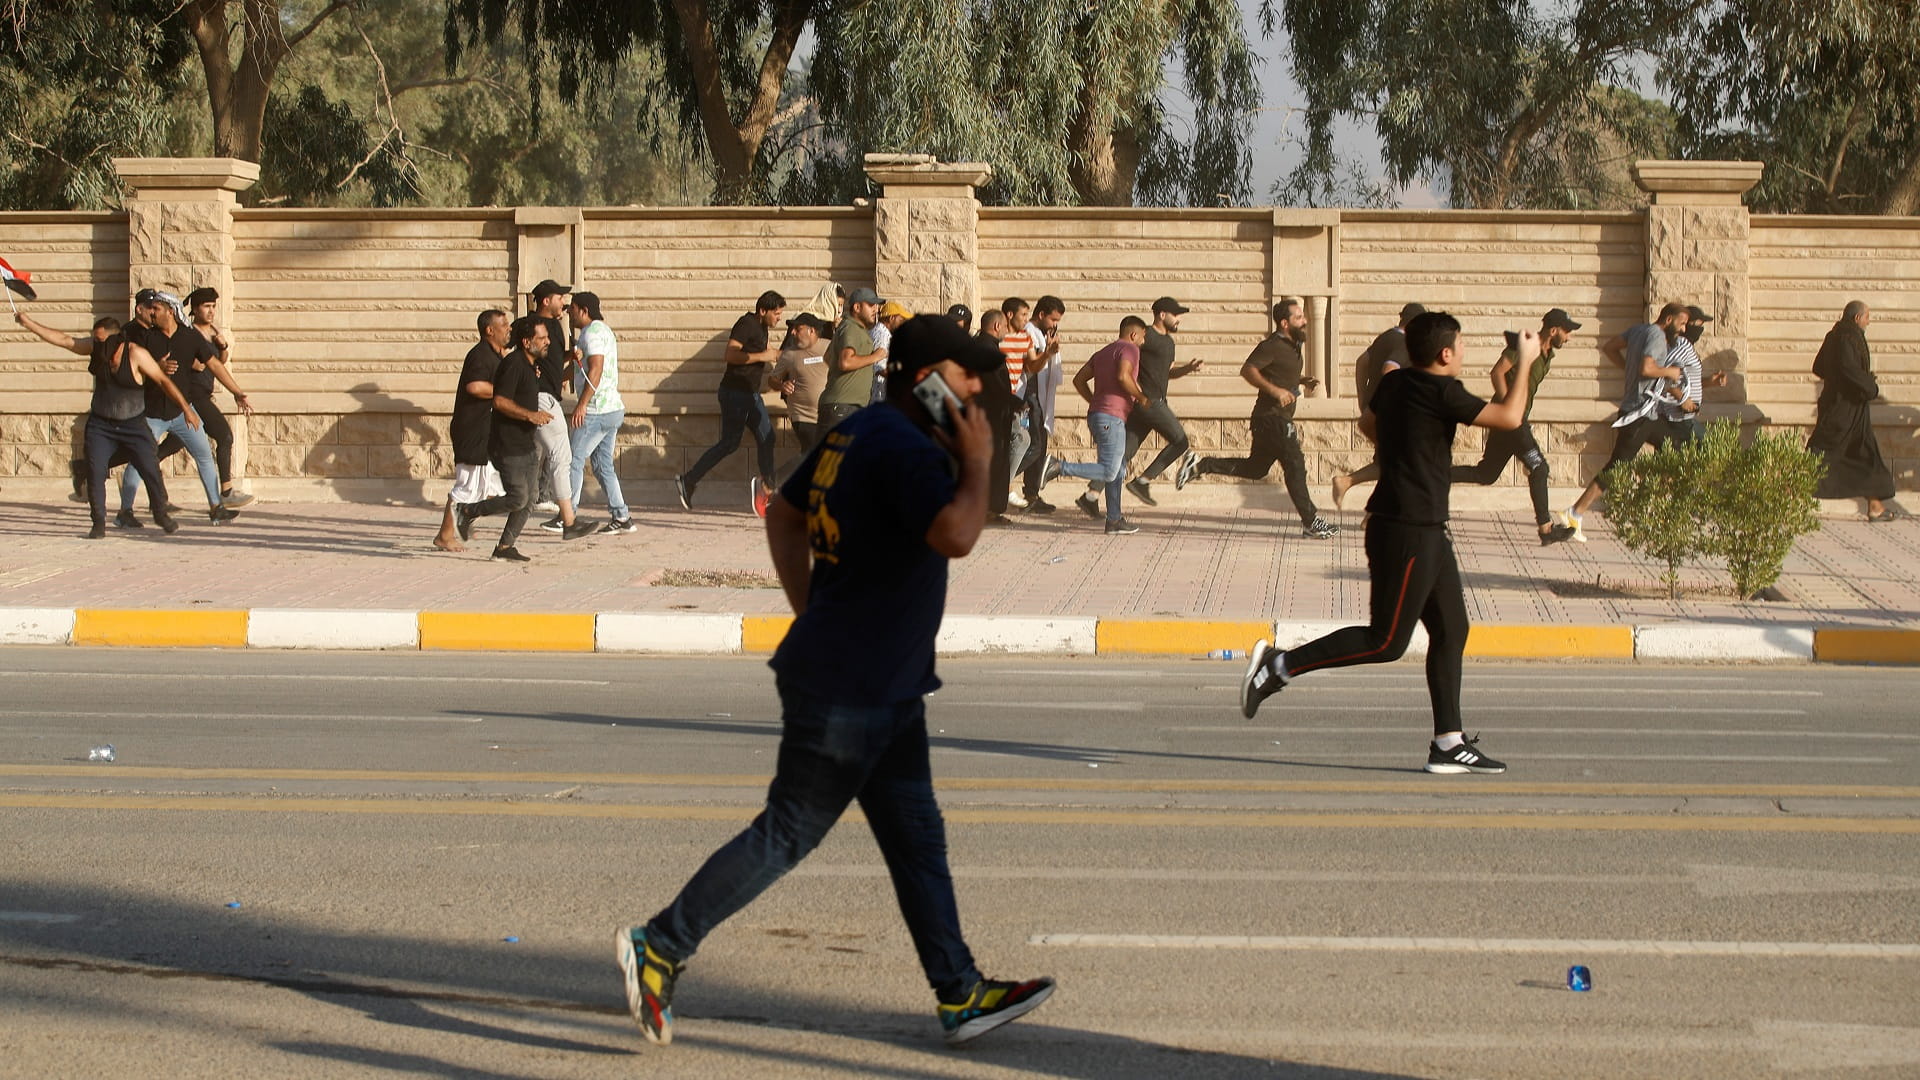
[1283,517,1466,736]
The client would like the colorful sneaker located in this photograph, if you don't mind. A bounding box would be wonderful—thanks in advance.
[616,926,682,1046]
[1426,735,1506,774]
[937,976,1055,1046]
[1559,508,1587,543]
[751,477,771,519]
[1239,639,1287,719]
[1174,451,1199,490]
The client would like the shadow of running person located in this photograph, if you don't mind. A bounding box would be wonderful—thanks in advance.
[0,880,1420,1079]
[296,383,448,506]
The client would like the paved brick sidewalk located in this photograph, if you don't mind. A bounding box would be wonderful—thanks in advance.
[1,496,1914,628]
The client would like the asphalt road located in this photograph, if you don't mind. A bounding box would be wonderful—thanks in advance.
[2,649,1916,1079]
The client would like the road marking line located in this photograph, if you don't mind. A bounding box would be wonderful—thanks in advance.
[1243,687,1825,697]
[0,672,609,685]
[0,912,80,924]
[1234,706,1811,715]
[1315,753,1894,764]
[1028,934,1920,957]
[2,793,1916,832]
[0,712,482,723]
[1169,726,1919,741]
[1,767,1914,799]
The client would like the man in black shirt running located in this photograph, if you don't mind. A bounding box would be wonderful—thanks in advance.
[1238,312,1543,774]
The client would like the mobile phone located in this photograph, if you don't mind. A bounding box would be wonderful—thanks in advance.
[1503,330,1520,350]
[912,369,965,434]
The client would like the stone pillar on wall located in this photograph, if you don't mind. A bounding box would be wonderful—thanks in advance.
[514,207,585,314]
[1272,210,1340,394]
[1632,160,1764,402]
[864,154,992,313]
[113,157,260,486]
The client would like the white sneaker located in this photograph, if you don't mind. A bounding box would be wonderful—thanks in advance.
[1008,491,1029,509]
[533,500,560,514]
[1560,508,1588,543]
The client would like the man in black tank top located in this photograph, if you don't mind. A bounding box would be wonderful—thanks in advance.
[1237,312,1544,775]
[15,309,194,537]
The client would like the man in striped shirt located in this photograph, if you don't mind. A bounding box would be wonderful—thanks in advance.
[999,298,1041,510]
[1660,305,1728,433]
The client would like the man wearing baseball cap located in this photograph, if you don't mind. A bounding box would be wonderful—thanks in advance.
[818,287,887,431]
[616,314,1053,1050]
[870,300,912,405]
[1450,308,1581,545]
[679,289,786,513]
[765,311,832,459]
[1097,296,1204,507]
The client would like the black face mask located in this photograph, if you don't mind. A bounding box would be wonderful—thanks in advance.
[1684,324,1704,344]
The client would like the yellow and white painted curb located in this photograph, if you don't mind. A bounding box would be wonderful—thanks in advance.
[1,607,1913,663]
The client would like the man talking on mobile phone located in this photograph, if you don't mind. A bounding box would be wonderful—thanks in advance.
[615,314,1054,1050]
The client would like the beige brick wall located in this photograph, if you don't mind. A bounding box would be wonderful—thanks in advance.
[1,194,1914,500]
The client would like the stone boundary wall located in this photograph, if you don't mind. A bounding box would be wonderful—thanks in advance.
[0,157,1913,503]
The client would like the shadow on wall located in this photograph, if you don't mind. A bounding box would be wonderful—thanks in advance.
[301,383,445,505]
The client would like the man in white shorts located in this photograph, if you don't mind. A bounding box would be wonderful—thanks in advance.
[437,309,511,552]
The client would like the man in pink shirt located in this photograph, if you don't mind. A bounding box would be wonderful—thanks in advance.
[1042,316,1151,534]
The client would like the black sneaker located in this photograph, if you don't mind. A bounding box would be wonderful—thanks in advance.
[1304,516,1339,539]
[85,524,106,540]
[1126,478,1157,506]
[1074,493,1101,519]
[1425,735,1506,774]
[69,461,88,503]
[1026,497,1056,514]
[153,511,180,535]
[606,517,636,534]
[114,510,143,529]
[539,516,565,533]
[1174,451,1199,490]
[454,504,475,542]
[937,976,1055,1046]
[1104,517,1140,535]
[491,545,530,562]
[209,506,240,524]
[616,926,682,1046]
[1539,523,1576,546]
[1239,639,1287,718]
[563,519,604,540]
[674,474,693,510]
[1040,455,1063,484]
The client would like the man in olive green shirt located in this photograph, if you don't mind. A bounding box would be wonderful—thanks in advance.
[819,287,887,431]
[1449,307,1580,545]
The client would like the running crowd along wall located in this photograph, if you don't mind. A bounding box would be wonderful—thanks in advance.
[0,157,1912,502]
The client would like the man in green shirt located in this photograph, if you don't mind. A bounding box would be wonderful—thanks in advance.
[818,287,887,431]
[1449,307,1580,545]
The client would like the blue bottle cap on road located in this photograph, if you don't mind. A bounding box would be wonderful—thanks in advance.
[225,901,242,909]
[503,935,520,943]
[1567,964,1591,991]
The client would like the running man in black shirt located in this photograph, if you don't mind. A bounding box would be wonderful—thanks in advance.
[436,309,510,552]
[1190,299,1337,538]
[171,287,256,507]
[679,290,785,512]
[1093,296,1203,506]
[1449,308,1580,545]
[1239,312,1543,774]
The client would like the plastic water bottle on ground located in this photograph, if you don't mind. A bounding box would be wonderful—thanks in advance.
[1206,649,1244,661]
[87,744,115,763]
[1567,965,1591,992]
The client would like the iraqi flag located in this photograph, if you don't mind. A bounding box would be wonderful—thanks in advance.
[0,257,34,301]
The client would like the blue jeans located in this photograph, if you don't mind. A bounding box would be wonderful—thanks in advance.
[685,387,775,486]
[568,409,628,519]
[122,414,220,510]
[645,684,981,1000]
[1058,411,1127,521]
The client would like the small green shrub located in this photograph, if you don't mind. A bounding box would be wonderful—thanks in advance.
[1603,420,1824,600]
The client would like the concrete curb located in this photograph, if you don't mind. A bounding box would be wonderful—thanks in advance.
[1,607,1914,664]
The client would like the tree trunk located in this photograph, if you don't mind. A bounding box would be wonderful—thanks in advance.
[184,0,235,157]
[667,0,812,203]
[1880,136,1920,216]
[1065,79,1136,206]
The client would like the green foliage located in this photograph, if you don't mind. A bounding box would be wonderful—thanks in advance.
[1603,425,1713,600]
[1660,0,1920,214]
[1277,0,1683,209]
[0,0,194,209]
[260,85,419,206]
[1702,425,1824,600]
[1606,421,1824,600]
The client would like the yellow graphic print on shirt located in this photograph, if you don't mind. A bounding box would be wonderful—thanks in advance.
[807,431,850,564]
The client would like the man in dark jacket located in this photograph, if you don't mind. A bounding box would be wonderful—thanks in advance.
[1809,301,1898,520]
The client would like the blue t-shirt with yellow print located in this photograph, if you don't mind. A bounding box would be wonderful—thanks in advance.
[771,403,958,705]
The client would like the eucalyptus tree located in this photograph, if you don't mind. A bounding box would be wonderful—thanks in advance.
[1661,0,1920,214]
[1278,0,1689,209]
